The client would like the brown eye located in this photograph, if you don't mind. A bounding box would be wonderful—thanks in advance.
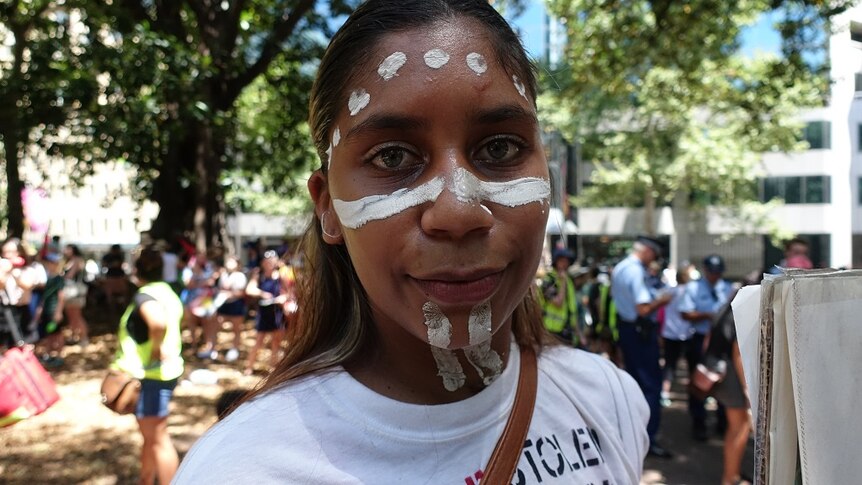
[487,139,511,160]
[380,147,405,168]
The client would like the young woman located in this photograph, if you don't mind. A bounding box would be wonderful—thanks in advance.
[243,250,286,375]
[112,246,184,485]
[62,244,90,346]
[175,1,648,482]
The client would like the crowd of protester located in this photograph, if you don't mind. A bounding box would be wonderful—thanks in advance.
[1,228,824,485]
[0,235,299,376]
[537,236,819,485]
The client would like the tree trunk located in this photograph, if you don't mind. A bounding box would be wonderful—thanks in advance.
[2,129,25,239]
[644,182,656,237]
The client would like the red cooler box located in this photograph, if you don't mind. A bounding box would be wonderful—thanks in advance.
[0,347,60,427]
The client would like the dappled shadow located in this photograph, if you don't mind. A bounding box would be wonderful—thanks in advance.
[0,298,264,483]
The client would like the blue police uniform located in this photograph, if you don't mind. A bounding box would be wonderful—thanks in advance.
[678,276,733,434]
[611,254,663,446]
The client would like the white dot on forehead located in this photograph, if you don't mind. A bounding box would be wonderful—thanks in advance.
[512,75,527,100]
[348,89,370,116]
[466,52,487,75]
[378,52,407,81]
[424,48,450,69]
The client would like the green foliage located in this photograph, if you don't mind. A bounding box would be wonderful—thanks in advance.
[541,0,850,236]
[0,0,101,236]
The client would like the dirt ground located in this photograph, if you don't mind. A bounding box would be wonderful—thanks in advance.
[0,305,270,484]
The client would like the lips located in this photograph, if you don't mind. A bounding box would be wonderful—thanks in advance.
[411,269,504,306]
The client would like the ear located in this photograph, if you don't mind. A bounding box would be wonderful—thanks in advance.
[308,170,344,244]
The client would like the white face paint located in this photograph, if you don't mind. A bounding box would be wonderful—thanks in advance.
[424,301,466,391]
[464,303,503,386]
[325,143,333,170]
[424,48,450,69]
[423,301,451,348]
[430,347,466,392]
[333,176,445,229]
[451,167,550,207]
[512,75,527,100]
[332,169,548,229]
[466,52,487,75]
[332,127,341,147]
[464,342,504,386]
[467,301,492,346]
[348,89,371,116]
[378,52,407,80]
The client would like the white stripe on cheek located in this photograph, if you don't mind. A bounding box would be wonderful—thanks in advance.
[452,167,550,207]
[332,176,444,229]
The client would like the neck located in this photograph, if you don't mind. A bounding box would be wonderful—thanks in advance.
[346,320,514,405]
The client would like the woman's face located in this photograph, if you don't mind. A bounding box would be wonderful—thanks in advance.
[312,18,549,350]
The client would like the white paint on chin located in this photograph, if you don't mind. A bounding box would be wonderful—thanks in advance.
[332,176,445,229]
[423,301,466,391]
[348,89,371,116]
[423,301,451,348]
[463,302,504,385]
[467,301,492,346]
[430,347,466,392]
[378,52,407,80]
[452,167,550,207]
[424,48,450,69]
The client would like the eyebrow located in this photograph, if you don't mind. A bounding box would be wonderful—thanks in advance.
[345,113,429,140]
[471,104,537,126]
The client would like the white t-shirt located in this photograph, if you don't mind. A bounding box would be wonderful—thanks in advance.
[174,344,649,484]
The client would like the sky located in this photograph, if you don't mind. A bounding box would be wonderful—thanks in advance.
[511,2,783,60]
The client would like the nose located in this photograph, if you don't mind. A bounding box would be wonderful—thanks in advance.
[420,169,494,240]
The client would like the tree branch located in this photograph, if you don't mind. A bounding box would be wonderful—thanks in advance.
[228,0,317,101]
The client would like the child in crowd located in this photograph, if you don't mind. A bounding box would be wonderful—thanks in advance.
[35,252,66,367]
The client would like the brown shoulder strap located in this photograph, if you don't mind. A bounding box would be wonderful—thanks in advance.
[482,344,538,484]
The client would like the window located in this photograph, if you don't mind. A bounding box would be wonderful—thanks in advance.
[760,176,831,204]
[852,21,862,43]
[784,176,802,203]
[803,121,831,149]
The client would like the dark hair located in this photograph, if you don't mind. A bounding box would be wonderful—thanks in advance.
[134,246,164,282]
[2,237,31,264]
[247,0,549,403]
[309,0,538,173]
[65,244,83,257]
[784,237,809,250]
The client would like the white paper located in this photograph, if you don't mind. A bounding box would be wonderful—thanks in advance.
[731,285,761,420]
[786,276,862,484]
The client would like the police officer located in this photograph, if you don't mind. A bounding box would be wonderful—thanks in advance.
[611,235,673,458]
[680,254,734,440]
[539,248,580,346]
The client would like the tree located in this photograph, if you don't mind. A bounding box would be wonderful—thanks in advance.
[541,0,854,239]
[83,1,353,250]
[0,1,97,238]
